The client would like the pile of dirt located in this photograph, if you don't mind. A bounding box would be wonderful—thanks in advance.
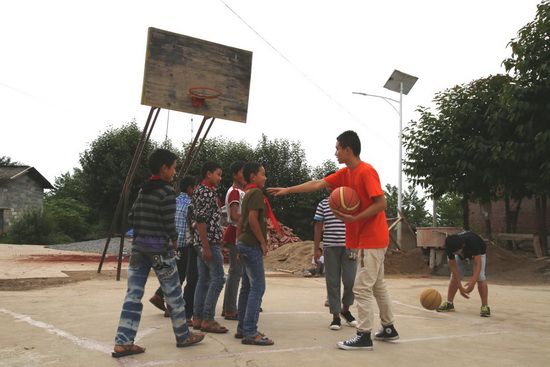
[264,241,432,276]
[264,241,314,274]
[264,240,550,284]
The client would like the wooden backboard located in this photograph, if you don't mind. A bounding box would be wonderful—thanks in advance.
[141,28,253,123]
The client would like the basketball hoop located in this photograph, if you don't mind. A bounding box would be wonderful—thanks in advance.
[189,87,221,108]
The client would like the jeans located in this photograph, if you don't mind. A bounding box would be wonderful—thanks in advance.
[222,243,242,314]
[236,243,265,338]
[193,243,225,320]
[115,250,189,345]
[324,246,356,314]
[155,245,198,316]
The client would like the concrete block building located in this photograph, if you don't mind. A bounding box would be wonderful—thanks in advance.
[0,166,53,234]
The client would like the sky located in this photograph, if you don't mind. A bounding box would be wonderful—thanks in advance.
[0,0,542,191]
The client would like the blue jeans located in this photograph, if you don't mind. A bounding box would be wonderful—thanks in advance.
[223,243,243,314]
[194,243,225,320]
[115,250,189,345]
[237,243,266,338]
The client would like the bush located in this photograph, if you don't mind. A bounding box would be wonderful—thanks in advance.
[8,209,54,245]
[44,197,90,240]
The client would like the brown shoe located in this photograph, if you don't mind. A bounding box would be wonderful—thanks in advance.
[149,294,166,312]
[112,343,145,358]
[192,318,202,330]
[201,320,229,334]
[176,332,205,348]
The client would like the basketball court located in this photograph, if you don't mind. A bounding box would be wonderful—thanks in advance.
[0,246,549,367]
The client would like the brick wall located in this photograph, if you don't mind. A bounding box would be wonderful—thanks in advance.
[0,174,45,232]
[468,198,550,236]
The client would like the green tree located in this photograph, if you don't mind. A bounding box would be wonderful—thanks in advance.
[0,156,22,166]
[311,160,339,180]
[252,135,322,239]
[384,184,432,227]
[503,0,550,254]
[78,122,156,230]
[435,193,463,227]
[403,75,513,234]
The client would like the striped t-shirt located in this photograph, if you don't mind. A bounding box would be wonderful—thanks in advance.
[313,198,346,247]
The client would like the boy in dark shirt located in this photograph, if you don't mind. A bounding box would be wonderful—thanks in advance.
[192,161,228,333]
[437,231,491,317]
[112,149,204,358]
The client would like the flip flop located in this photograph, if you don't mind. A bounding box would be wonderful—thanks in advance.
[112,344,145,358]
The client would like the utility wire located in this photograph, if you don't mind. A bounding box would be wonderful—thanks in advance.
[218,0,391,144]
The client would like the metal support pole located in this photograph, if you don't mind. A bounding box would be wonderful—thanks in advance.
[97,106,160,278]
[397,81,403,245]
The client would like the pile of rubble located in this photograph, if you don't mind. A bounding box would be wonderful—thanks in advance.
[267,221,302,250]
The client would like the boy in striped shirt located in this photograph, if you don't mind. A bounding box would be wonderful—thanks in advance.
[313,173,357,331]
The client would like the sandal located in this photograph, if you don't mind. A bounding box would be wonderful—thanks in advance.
[176,331,205,348]
[112,343,145,358]
[201,320,229,334]
[236,331,264,339]
[192,318,202,330]
[242,333,274,346]
[224,312,238,321]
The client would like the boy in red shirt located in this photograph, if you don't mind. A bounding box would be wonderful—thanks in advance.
[268,130,397,351]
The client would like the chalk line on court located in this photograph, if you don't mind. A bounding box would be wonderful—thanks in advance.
[0,307,112,355]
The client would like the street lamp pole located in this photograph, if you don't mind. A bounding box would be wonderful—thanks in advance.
[353,70,418,246]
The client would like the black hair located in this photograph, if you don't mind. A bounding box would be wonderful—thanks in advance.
[148,148,178,174]
[243,162,262,184]
[337,130,361,156]
[445,234,463,253]
[180,175,197,192]
[201,161,222,179]
[229,160,246,176]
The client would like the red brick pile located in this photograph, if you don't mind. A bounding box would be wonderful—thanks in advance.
[267,221,302,250]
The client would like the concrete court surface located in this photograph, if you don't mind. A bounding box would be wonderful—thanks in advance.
[1,273,549,367]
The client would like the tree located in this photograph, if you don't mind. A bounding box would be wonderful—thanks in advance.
[435,193,463,227]
[78,122,156,230]
[311,160,339,180]
[403,75,513,234]
[252,135,323,239]
[503,0,550,254]
[0,156,21,166]
[384,184,432,228]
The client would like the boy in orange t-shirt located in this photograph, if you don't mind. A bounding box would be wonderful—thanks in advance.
[268,130,398,351]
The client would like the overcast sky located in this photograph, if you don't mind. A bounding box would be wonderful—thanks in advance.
[0,0,542,189]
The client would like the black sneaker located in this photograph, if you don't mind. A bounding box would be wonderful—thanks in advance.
[340,310,358,327]
[329,318,341,330]
[374,324,399,341]
[337,332,373,350]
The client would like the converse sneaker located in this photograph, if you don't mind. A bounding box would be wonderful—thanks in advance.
[437,301,455,312]
[374,324,399,341]
[337,332,373,350]
[330,318,341,330]
[340,310,358,327]
[480,305,491,317]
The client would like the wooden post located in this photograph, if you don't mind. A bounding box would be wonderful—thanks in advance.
[533,235,544,258]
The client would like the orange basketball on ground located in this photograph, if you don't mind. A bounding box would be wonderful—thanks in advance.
[420,288,442,310]
[329,186,360,214]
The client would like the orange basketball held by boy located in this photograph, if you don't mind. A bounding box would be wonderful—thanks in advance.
[329,186,360,214]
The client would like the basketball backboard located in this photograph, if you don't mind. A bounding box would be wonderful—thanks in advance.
[141,27,253,123]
